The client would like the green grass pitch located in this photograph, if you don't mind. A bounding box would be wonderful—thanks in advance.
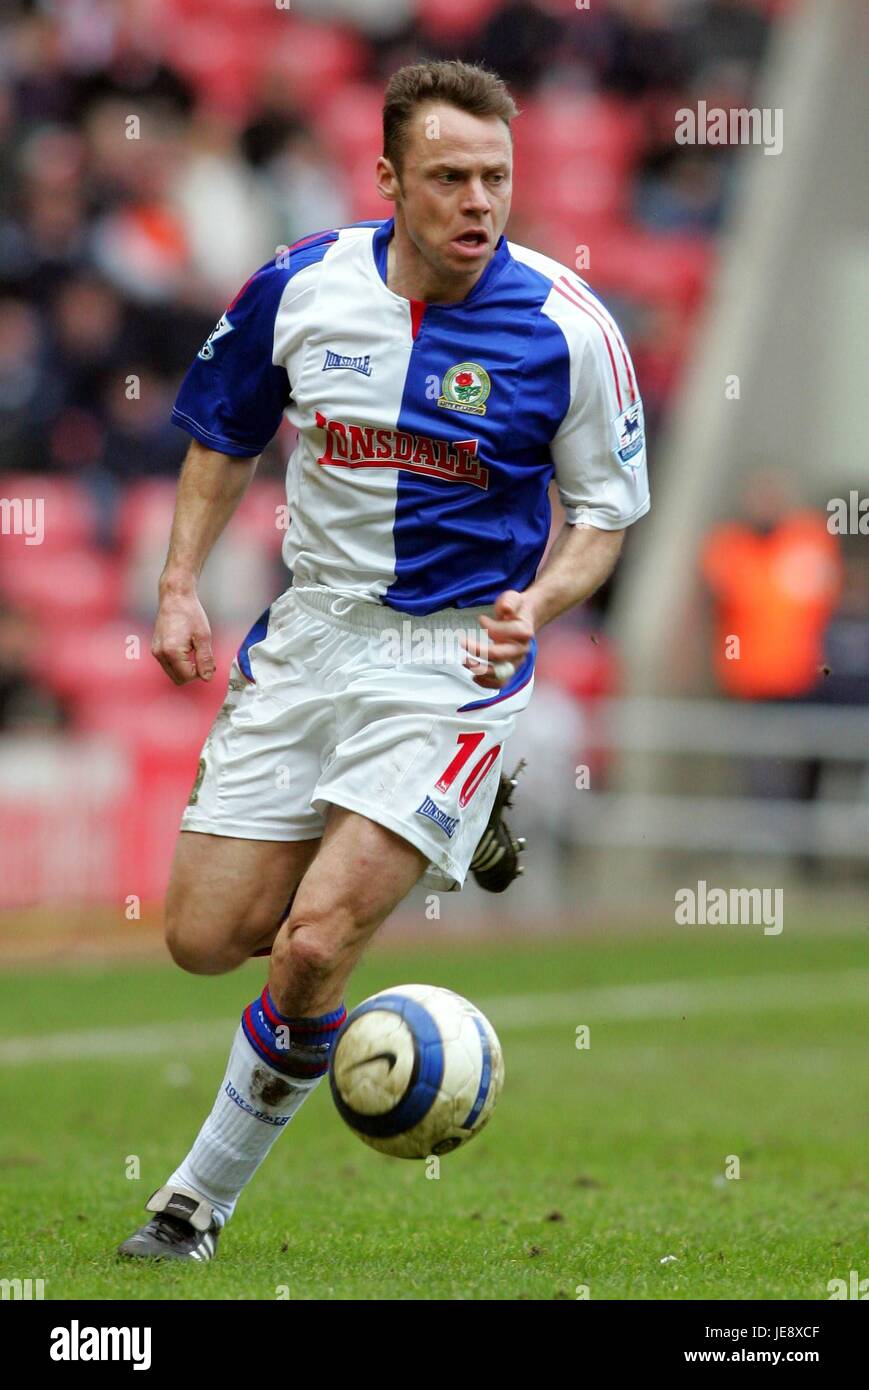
[0,924,866,1300]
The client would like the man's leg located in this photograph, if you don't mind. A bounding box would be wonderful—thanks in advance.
[267,805,428,1015]
[162,830,321,974]
[119,810,426,1259]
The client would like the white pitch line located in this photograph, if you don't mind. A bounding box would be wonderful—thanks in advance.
[482,969,869,1026]
[0,970,865,1067]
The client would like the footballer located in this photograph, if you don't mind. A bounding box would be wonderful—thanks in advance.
[118,59,649,1261]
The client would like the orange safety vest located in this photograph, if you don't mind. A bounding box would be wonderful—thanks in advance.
[701,511,842,699]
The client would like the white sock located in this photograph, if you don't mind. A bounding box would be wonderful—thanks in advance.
[167,1024,322,1227]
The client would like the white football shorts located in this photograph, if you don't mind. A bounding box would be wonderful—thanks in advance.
[180,583,535,888]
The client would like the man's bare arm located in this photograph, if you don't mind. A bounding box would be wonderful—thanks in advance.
[522,521,625,630]
[463,522,626,688]
[153,440,259,685]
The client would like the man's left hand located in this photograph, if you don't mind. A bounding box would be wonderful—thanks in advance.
[462,589,535,689]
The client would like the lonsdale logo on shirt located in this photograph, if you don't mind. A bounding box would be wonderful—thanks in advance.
[315,412,489,489]
[437,362,491,416]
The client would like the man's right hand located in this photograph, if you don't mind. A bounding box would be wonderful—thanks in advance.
[150,441,257,685]
[152,587,216,685]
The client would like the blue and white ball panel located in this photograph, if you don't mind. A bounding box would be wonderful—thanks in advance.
[461,1012,494,1130]
[329,984,504,1159]
[330,994,445,1139]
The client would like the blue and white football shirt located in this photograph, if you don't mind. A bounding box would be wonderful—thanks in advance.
[172,218,650,616]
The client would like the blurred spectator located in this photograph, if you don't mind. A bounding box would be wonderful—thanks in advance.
[685,0,772,71]
[0,298,51,472]
[634,148,728,233]
[98,367,186,479]
[171,112,276,300]
[475,1,565,91]
[701,472,845,823]
[0,125,89,297]
[561,0,689,98]
[0,604,65,734]
[0,0,781,505]
[46,273,127,413]
[701,472,843,702]
[241,117,350,250]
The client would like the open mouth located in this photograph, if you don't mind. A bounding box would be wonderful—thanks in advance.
[451,229,489,252]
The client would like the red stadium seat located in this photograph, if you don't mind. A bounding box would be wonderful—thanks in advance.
[233,481,288,555]
[74,688,216,752]
[117,478,283,626]
[346,164,389,223]
[168,20,262,119]
[583,225,715,311]
[537,629,619,702]
[514,97,643,225]
[415,0,501,41]
[115,479,178,556]
[523,158,630,224]
[0,475,99,554]
[118,480,286,558]
[265,20,366,120]
[316,84,385,175]
[169,8,364,121]
[67,624,238,727]
[32,622,168,705]
[515,95,643,177]
[531,217,713,313]
[0,548,123,628]
[40,626,240,739]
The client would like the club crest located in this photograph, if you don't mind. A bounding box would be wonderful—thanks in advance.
[437,362,491,416]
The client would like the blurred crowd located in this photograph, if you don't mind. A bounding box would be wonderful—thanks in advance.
[0,0,794,743]
[0,0,784,496]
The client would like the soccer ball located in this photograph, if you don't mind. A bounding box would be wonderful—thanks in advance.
[329,984,504,1159]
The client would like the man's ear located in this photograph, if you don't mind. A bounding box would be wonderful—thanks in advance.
[375,155,400,204]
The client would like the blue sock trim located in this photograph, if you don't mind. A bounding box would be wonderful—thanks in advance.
[242,990,346,1078]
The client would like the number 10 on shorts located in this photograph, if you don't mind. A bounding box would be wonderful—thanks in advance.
[435,733,501,809]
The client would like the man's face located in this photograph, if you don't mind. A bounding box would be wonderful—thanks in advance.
[377,102,513,287]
